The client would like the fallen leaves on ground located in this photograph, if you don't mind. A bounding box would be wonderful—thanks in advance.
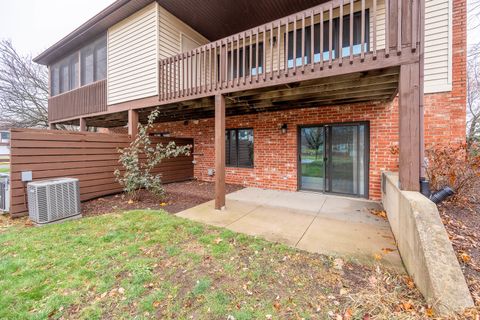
[368,209,388,220]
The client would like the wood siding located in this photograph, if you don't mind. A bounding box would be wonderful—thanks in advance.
[9,128,194,218]
[424,0,451,93]
[48,80,107,122]
[108,2,159,105]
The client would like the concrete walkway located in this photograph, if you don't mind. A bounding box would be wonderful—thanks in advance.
[176,188,403,270]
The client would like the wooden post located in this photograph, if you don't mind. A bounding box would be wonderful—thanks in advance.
[48,123,56,130]
[79,118,87,132]
[215,94,226,210]
[128,109,139,137]
[399,63,421,191]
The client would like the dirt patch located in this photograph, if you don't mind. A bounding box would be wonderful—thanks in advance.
[0,214,31,231]
[439,189,480,306]
[81,180,244,216]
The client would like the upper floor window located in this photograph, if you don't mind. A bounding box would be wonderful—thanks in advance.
[50,35,106,96]
[227,43,264,80]
[51,53,78,96]
[286,10,369,67]
[81,35,107,86]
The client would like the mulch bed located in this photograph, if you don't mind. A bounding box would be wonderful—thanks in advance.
[81,180,244,216]
[438,186,480,306]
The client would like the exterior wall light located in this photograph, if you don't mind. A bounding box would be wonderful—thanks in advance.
[281,123,288,134]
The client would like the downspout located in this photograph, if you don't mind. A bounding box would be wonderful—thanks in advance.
[419,0,428,194]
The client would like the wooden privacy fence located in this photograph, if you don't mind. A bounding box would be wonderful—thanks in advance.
[9,128,194,218]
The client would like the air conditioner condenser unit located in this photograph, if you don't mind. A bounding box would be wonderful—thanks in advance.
[27,178,81,225]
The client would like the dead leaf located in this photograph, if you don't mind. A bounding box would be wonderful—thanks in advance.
[405,277,415,289]
[127,199,134,204]
[160,202,167,206]
[214,237,223,244]
[425,307,434,317]
[381,248,395,254]
[344,308,353,320]
[273,302,281,311]
[402,301,413,311]
[460,252,471,263]
[370,209,387,220]
[373,253,383,261]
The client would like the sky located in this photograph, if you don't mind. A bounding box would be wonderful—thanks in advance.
[0,0,478,57]
[0,0,114,57]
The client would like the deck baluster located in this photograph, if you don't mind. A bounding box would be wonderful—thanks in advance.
[349,0,354,63]
[328,5,332,68]
[361,0,365,61]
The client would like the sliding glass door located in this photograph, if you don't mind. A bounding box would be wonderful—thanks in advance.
[299,123,368,197]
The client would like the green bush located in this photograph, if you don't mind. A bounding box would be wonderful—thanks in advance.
[114,108,191,200]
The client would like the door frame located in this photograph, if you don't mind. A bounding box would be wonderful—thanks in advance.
[296,121,370,198]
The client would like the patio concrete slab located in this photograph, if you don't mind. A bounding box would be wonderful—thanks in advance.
[176,199,257,227]
[176,188,404,271]
[227,206,317,246]
[227,187,327,212]
[296,216,401,268]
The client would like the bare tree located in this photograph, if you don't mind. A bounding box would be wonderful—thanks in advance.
[0,39,48,129]
[467,0,480,145]
[467,54,480,145]
[305,128,324,160]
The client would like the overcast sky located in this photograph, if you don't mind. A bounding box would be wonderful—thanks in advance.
[0,0,114,57]
[0,0,478,57]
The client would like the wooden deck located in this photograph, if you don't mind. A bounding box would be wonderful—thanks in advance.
[48,0,422,126]
[158,0,420,105]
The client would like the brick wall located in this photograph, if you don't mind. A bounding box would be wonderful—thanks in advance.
[153,102,399,199]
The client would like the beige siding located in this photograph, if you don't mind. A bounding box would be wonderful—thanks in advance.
[424,0,452,93]
[158,6,209,59]
[158,6,209,92]
[107,2,159,105]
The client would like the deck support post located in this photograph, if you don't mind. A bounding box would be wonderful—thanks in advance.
[215,94,226,210]
[48,123,56,130]
[398,62,422,191]
[79,118,87,132]
[128,109,139,137]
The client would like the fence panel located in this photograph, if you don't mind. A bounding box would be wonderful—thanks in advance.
[9,128,193,217]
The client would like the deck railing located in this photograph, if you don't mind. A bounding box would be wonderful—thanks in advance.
[158,0,421,103]
[48,80,107,122]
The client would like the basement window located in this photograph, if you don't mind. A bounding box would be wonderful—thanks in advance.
[225,128,254,168]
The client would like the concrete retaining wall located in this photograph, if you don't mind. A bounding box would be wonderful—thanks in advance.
[381,172,473,314]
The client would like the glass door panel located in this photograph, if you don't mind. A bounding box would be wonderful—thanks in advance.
[328,124,367,197]
[300,127,325,191]
[330,125,357,194]
[299,123,368,197]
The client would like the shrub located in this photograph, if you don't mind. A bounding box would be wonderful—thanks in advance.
[114,108,191,200]
[425,142,480,203]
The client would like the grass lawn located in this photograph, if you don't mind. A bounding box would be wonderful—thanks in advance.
[0,210,431,319]
[0,167,9,173]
